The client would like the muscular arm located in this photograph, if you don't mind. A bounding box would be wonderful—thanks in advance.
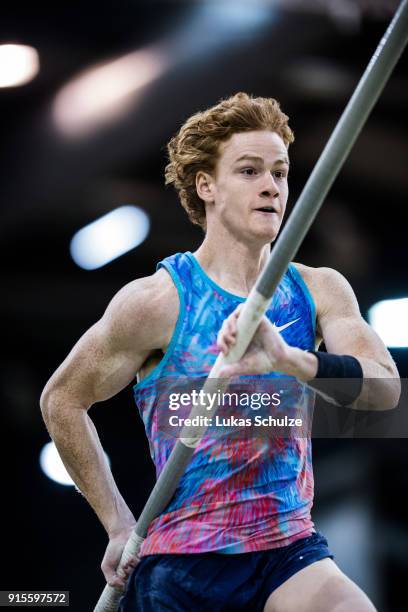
[40,269,177,537]
[218,266,400,412]
[299,266,401,410]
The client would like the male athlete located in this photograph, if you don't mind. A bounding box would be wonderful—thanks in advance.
[41,93,400,611]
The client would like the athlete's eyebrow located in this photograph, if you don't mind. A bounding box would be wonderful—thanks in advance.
[275,158,290,166]
[234,154,290,166]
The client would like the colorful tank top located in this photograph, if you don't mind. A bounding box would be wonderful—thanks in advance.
[133,251,317,555]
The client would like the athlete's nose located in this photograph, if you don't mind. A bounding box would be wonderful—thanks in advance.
[259,172,279,200]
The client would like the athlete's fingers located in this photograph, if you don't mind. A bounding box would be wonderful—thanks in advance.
[227,305,245,342]
[219,332,236,354]
[217,303,247,354]
[226,316,237,338]
[224,319,237,345]
[228,304,243,331]
[218,312,240,350]
[120,562,137,578]
[217,323,233,354]
[101,545,139,588]
[104,568,126,589]
[126,553,140,566]
[232,307,242,321]
[122,557,138,572]
[102,556,126,587]
[217,329,227,354]
[233,303,244,317]
[113,557,139,586]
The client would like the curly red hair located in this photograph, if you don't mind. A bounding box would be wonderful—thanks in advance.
[165,92,294,228]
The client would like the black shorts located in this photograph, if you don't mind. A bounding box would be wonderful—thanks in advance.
[119,531,334,611]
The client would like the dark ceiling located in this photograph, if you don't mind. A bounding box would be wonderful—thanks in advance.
[1,2,406,328]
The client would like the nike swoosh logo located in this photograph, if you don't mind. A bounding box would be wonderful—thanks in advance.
[273,317,301,332]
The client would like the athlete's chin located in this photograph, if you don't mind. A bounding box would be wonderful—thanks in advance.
[245,230,279,248]
[250,221,281,243]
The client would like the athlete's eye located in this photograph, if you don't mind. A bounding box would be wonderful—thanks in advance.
[273,170,287,180]
[241,167,257,176]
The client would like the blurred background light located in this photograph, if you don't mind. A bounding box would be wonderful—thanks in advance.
[0,44,40,88]
[327,0,362,33]
[40,441,73,486]
[286,59,354,99]
[51,1,273,138]
[70,205,150,270]
[368,298,408,348]
[52,49,166,137]
[202,0,271,30]
[173,0,274,57]
[40,441,110,486]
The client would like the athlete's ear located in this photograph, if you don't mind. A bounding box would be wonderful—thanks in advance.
[196,171,215,204]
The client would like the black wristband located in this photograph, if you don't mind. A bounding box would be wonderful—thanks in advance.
[307,351,363,406]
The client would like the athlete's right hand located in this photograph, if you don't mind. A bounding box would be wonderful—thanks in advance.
[101,526,140,588]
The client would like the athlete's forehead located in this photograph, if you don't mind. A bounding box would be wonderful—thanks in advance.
[218,130,289,167]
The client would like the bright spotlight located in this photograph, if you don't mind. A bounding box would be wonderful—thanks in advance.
[178,0,273,58]
[0,44,40,88]
[203,0,270,30]
[40,441,111,487]
[70,205,150,270]
[53,49,165,137]
[368,298,408,348]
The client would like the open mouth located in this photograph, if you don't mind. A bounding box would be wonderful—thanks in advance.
[255,207,277,214]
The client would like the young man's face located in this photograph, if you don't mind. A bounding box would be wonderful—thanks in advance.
[205,130,289,244]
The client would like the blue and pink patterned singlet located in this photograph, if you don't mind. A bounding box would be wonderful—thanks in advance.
[133,251,317,556]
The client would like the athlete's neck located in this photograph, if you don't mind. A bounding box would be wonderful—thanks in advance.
[193,238,270,298]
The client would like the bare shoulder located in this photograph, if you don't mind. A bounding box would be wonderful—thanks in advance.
[292,263,361,327]
[40,268,180,408]
[102,267,179,351]
[293,262,355,295]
